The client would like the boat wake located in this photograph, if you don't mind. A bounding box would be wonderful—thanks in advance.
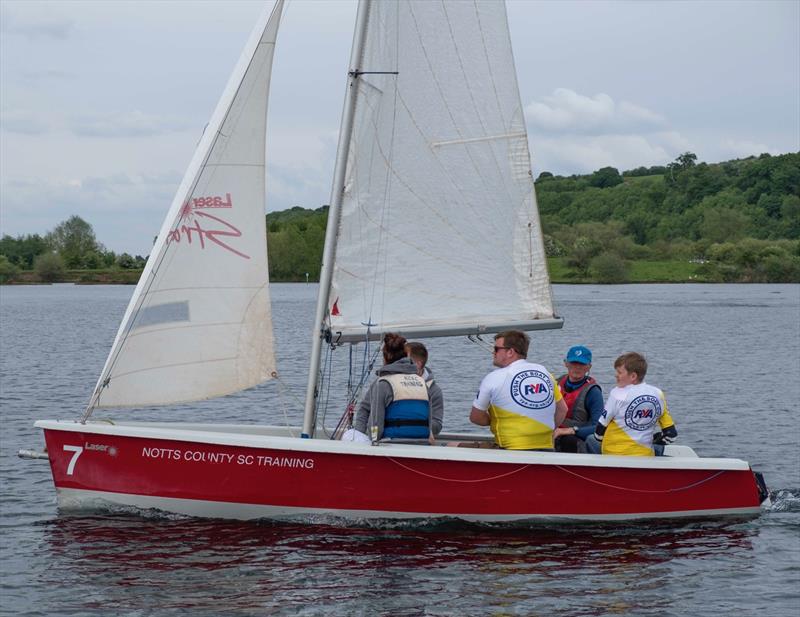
[765,488,800,512]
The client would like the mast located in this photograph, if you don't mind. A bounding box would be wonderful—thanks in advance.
[301,0,372,438]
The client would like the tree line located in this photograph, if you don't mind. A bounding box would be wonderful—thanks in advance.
[2,152,798,284]
[0,215,147,283]
[536,151,799,282]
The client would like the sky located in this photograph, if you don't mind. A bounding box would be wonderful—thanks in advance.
[1,0,798,256]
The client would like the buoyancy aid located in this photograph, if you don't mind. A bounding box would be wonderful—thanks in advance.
[557,375,598,427]
[380,373,430,438]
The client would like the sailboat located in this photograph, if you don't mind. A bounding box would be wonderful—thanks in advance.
[26,0,768,522]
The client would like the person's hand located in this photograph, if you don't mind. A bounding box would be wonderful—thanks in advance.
[553,426,576,438]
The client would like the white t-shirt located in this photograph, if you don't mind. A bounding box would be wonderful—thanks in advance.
[599,382,675,456]
[473,359,563,450]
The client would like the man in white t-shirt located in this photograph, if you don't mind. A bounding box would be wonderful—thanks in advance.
[470,330,567,450]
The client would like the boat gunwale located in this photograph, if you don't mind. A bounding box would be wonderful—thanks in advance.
[35,419,752,472]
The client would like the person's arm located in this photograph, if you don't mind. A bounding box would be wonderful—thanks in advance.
[657,392,677,443]
[552,375,567,427]
[429,383,444,435]
[554,398,567,428]
[470,406,490,426]
[575,386,604,440]
[367,380,393,440]
[353,387,372,434]
[470,373,493,426]
[592,390,617,446]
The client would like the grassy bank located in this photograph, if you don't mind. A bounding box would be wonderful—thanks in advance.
[7,269,143,285]
[2,260,720,285]
[547,258,704,283]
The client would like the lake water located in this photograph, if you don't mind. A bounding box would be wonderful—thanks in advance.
[1,283,799,616]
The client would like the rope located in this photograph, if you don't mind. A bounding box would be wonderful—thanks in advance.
[385,455,729,494]
[329,342,381,440]
[386,457,531,483]
[272,371,302,438]
[318,345,335,437]
[554,466,728,493]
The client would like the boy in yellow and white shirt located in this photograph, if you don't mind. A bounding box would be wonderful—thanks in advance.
[586,352,677,456]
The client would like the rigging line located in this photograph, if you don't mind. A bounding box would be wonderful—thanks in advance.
[387,457,531,483]
[272,371,306,414]
[468,334,495,352]
[273,373,300,438]
[323,343,336,435]
[554,467,729,493]
[331,342,381,439]
[318,343,335,437]
[82,8,282,420]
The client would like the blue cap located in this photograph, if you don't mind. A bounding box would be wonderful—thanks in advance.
[566,345,592,364]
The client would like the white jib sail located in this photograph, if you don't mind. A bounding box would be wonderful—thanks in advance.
[87,0,284,410]
[327,0,557,342]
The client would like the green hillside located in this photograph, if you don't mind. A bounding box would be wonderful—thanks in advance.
[2,152,798,284]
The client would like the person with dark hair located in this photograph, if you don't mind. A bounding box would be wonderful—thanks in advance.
[585,352,678,456]
[405,342,444,436]
[347,333,433,441]
[470,330,567,450]
[552,345,603,453]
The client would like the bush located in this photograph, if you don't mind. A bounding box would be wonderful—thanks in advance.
[0,255,19,283]
[33,252,65,283]
[589,167,623,188]
[543,234,565,257]
[757,255,800,282]
[590,252,629,283]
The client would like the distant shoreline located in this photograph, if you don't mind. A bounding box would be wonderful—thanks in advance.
[3,260,796,285]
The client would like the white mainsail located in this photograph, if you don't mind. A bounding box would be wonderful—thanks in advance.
[326,0,558,342]
[86,1,284,411]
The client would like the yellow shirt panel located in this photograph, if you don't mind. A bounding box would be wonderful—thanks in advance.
[659,407,676,430]
[489,404,554,450]
[601,423,655,456]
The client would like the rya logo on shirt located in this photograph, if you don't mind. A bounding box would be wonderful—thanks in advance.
[624,395,661,431]
[510,370,554,410]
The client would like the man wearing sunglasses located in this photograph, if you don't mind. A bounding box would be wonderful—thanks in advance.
[470,330,567,450]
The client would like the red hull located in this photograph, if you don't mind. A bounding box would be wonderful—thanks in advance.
[39,422,764,521]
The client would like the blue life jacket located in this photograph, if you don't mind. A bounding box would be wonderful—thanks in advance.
[380,373,430,439]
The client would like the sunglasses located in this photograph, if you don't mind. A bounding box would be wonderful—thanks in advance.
[493,346,511,353]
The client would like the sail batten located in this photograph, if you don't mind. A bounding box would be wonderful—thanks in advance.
[86,0,285,414]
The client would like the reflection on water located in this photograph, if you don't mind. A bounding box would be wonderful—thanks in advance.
[36,514,758,616]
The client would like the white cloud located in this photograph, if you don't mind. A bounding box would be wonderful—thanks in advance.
[524,88,665,135]
[652,131,694,153]
[720,138,777,159]
[523,89,681,174]
[0,173,177,254]
[0,110,54,135]
[71,110,192,138]
[0,4,73,40]
[531,134,674,175]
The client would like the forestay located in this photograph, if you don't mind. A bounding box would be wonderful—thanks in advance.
[327,0,558,342]
[85,1,284,412]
